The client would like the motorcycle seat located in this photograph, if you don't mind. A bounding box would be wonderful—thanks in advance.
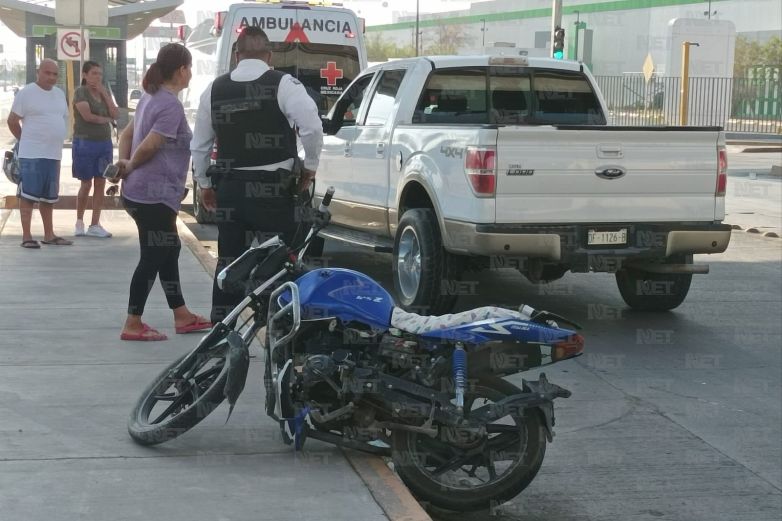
[390,306,534,337]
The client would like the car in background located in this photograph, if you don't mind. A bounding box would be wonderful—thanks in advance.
[128,89,142,111]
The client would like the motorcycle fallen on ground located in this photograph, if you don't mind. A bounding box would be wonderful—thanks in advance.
[128,187,584,512]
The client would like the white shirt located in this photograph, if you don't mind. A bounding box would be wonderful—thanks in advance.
[11,83,69,160]
[190,59,324,189]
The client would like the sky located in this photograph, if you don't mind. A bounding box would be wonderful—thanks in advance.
[0,0,474,67]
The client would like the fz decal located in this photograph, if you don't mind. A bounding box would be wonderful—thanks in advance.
[356,296,384,303]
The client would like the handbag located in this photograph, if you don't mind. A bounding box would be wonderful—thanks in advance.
[3,142,20,184]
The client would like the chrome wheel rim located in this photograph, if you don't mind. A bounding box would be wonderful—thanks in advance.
[397,226,422,302]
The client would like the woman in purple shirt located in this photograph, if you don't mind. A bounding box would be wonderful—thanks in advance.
[115,44,210,341]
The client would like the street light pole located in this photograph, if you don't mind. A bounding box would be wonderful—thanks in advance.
[481,19,486,47]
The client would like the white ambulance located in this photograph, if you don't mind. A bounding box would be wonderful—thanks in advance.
[183,0,367,117]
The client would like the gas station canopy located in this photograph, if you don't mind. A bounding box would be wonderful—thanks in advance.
[0,0,184,40]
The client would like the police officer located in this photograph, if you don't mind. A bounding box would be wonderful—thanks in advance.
[191,26,323,323]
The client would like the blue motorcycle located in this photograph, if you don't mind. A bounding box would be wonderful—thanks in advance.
[128,188,584,512]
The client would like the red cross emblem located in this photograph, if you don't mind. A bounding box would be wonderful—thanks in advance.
[285,22,310,43]
[320,61,344,86]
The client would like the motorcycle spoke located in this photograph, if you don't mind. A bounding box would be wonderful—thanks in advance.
[487,432,522,454]
[151,391,191,424]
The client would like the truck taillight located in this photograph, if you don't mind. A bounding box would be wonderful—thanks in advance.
[212,11,226,36]
[465,147,496,197]
[716,146,727,196]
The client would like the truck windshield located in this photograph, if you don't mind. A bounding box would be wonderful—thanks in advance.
[414,67,606,126]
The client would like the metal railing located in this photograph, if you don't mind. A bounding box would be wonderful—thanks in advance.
[593,75,782,134]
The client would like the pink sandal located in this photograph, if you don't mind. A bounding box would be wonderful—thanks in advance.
[121,323,168,341]
[175,316,212,334]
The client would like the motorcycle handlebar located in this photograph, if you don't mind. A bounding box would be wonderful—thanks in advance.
[318,186,335,214]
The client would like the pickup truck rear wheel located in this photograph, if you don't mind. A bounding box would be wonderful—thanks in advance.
[615,256,692,311]
[393,209,460,315]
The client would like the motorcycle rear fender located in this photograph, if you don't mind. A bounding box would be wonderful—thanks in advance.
[469,374,571,443]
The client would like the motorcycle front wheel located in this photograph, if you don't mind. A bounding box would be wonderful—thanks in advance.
[391,376,546,512]
[128,328,230,446]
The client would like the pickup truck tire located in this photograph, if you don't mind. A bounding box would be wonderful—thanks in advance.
[193,185,215,224]
[393,209,460,315]
[615,257,692,311]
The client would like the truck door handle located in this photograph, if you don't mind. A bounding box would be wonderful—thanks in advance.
[597,144,623,158]
[376,142,385,156]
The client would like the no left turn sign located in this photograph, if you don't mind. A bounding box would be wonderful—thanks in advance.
[57,28,90,61]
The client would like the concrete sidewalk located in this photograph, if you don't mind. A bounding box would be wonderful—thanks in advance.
[0,156,429,521]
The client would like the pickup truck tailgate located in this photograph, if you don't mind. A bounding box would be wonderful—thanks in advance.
[495,127,722,223]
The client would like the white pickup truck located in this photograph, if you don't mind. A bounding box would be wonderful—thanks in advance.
[314,55,732,314]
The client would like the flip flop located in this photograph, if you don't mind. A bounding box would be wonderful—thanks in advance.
[121,323,168,341]
[20,240,41,249]
[41,236,73,246]
[176,315,212,334]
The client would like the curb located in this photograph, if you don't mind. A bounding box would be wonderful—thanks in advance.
[176,215,432,521]
[728,223,780,238]
[0,194,122,210]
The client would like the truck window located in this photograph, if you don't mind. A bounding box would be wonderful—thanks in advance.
[530,71,605,125]
[327,73,375,128]
[363,69,407,126]
[413,69,489,124]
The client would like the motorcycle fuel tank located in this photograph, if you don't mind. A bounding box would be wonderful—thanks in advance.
[287,268,395,331]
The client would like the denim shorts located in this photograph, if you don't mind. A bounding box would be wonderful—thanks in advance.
[72,138,113,181]
[17,158,60,203]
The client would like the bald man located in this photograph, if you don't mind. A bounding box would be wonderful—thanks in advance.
[7,59,72,248]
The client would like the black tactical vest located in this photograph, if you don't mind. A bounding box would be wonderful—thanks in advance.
[210,69,297,170]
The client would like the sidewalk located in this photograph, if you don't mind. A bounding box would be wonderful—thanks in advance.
[0,164,427,520]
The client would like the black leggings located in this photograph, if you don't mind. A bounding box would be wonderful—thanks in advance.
[123,197,186,316]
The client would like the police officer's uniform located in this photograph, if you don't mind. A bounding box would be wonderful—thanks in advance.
[191,58,323,322]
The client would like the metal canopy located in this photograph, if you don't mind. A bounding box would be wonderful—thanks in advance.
[0,0,184,39]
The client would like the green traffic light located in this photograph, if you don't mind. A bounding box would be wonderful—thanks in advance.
[553,50,564,60]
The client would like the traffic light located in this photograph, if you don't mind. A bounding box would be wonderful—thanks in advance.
[553,26,565,59]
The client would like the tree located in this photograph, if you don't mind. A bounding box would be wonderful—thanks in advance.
[423,24,473,55]
[734,36,782,78]
[366,33,415,62]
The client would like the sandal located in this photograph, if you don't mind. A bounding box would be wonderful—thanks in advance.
[176,315,212,334]
[20,240,41,249]
[41,236,73,246]
[120,323,168,342]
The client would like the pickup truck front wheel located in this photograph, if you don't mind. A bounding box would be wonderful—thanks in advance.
[393,209,460,315]
[615,257,693,311]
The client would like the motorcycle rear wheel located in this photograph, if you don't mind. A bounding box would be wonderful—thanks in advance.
[391,376,546,512]
[128,334,229,446]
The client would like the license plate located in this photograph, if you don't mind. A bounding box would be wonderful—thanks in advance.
[588,229,627,245]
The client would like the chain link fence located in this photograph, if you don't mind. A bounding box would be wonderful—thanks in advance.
[594,73,782,134]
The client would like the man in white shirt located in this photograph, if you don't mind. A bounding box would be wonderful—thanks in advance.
[190,26,323,322]
[7,59,72,248]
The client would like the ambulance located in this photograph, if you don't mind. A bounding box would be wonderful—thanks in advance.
[182,0,367,116]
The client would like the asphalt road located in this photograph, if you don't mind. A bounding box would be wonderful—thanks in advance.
[180,209,781,520]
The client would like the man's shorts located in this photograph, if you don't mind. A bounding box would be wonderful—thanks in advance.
[72,138,113,181]
[17,158,60,203]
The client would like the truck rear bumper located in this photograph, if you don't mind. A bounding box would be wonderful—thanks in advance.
[442,220,732,263]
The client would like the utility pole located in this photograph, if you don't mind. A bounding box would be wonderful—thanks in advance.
[551,0,563,57]
[480,19,486,47]
[415,0,420,56]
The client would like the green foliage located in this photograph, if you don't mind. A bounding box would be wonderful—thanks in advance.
[365,33,415,62]
[734,36,782,78]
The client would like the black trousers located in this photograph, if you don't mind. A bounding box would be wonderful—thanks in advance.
[123,197,186,316]
[210,171,300,323]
